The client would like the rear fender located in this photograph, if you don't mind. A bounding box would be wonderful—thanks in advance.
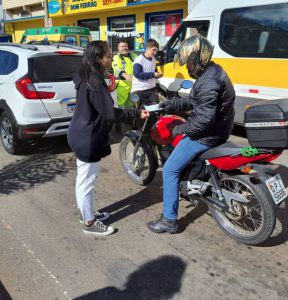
[124,130,159,169]
[250,163,278,183]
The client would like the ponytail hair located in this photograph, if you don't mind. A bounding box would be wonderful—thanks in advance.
[79,40,109,82]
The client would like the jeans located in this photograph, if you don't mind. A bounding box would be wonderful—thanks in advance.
[162,136,211,220]
[75,159,99,222]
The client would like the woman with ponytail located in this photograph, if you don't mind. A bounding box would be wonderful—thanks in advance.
[68,41,148,236]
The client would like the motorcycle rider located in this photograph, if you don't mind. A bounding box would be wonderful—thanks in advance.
[147,34,235,234]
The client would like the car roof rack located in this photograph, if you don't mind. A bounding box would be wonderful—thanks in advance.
[0,42,38,51]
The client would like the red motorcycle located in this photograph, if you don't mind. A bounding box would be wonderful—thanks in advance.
[119,82,288,245]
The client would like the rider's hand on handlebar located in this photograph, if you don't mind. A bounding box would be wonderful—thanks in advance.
[140,110,150,119]
[158,100,172,113]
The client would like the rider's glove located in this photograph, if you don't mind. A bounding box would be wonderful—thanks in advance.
[158,100,173,113]
[172,124,185,139]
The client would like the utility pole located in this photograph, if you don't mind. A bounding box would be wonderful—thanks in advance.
[44,0,49,19]
[43,0,52,27]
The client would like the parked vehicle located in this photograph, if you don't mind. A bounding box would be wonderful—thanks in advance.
[0,42,83,154]
[157,0,288,124]
[119,81,288,245]
[21,26,92,47]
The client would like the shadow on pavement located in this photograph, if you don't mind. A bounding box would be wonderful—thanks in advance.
[0,154,75,195]
[261,200,288,247]
[73,255,186,300]
[101,171,163,224]
[178,201,208,233]
[22,135,72,155]
[0,281,12,300]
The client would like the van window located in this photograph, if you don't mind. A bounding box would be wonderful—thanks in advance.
[0,50,18,75]
[165,21,209,63]
[29,55,82,82]
[80,36,89,47]
[220,3,288,58]
[65,35,77,45]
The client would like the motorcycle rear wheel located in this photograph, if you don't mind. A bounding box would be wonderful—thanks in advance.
[209,174,276,245]
[119,136,157,186]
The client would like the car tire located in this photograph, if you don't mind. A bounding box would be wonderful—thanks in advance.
[0,111,25,155]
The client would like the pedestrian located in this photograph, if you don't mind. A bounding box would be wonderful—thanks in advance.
[67,40,149,236]
[131,38,163,109]
[112,40,138,132]
[147,35,235,234]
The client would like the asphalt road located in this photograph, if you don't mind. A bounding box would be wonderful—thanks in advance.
[0,126,288,300]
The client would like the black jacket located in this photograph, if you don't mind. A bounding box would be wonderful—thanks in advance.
[170,62,235,146]
[68,71,138,162]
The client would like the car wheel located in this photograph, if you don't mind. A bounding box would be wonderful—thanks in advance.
[0,111,24,155]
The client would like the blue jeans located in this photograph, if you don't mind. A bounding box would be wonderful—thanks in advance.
[162,136,211,220]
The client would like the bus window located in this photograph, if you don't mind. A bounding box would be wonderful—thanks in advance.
[80,36,89,47]
[165,21,209,63]
[65,35,77,45]
[220,3,288,58]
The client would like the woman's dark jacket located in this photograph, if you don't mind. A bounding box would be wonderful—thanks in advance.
[171,62,235,146]
[68,71,138,162]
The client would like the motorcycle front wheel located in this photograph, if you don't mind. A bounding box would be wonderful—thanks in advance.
[119,136,157,186]
[209,174,276,245]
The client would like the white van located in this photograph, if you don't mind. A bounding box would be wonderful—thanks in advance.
[157,0,288,124]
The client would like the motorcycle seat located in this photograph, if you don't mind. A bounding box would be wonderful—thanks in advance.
[199,141,247,159]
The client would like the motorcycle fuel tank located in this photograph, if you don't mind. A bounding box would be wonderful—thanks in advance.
[150,115,186,146]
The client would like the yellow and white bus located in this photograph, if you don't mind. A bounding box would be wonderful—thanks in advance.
[157,0,288,124]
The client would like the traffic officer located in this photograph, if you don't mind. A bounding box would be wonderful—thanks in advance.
[112,39,137,131]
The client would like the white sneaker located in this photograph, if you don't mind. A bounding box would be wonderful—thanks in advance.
[83,220,115,236]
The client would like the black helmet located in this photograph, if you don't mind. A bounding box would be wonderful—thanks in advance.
[175,34,214,79]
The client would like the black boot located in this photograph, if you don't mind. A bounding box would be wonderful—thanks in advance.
[147,214,178,234]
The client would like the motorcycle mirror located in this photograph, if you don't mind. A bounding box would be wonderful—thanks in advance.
[181,80,193,89]
[130,92,139,103]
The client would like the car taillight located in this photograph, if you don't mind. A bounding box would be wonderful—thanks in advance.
[54,51,79,55]
[16,76,55,99]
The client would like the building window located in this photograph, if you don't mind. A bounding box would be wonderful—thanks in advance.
[108,16,135,52]
[220,3,288,58]
[78,19,100,41]
[147,11,182,50]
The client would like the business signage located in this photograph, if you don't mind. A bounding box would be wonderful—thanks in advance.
[48,1,61,14]
[48,0,127,16]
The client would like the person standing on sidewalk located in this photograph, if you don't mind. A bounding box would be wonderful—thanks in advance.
[67,41,149,236]
[112,40,138,131]
[131,39,163,109]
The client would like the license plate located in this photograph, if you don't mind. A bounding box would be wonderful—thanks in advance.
[67,103,76,113]
[265,174,288,205]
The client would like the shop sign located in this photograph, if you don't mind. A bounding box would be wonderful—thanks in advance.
[48,1,61,14]
[44,17,53,27]
[50,0,127,15]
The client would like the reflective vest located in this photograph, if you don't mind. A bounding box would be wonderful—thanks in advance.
[112,52,137,79]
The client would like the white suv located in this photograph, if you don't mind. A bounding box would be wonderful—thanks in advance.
[0,43,83,154]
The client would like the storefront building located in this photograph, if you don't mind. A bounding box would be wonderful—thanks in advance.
[2,0,187,52]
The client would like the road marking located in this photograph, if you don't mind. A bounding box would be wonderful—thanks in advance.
[1,218,71,299]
